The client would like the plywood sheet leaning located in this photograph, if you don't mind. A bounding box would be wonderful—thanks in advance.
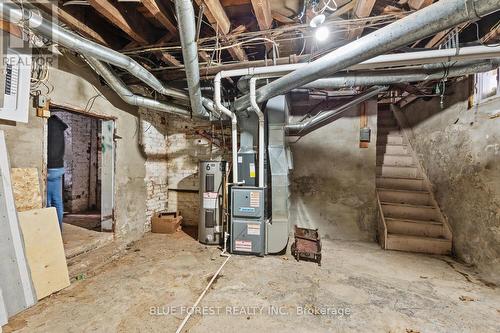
[0,130,37,318]
[10,168,43,212]
[18,208,70,300]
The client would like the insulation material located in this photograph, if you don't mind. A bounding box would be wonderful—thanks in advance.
[10,168,42,212]
[18,208,70,300]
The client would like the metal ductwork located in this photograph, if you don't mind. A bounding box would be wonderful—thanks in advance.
[237,59,500,92]
[286,86,388,137]
[234,0,500,111]
[302,59,500,89]
[175,0,208,117]
[0,1,188,101]
[266,95,292,254]
[85,56,193,117]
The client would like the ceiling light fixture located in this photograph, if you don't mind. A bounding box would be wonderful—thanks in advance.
[309,14,325,28]
[315,26,330,42]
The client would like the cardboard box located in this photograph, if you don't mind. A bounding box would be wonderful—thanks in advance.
[151,212,183,234]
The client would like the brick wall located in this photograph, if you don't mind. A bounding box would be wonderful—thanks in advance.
[55,110,99,213]
[140,109,230,229]
[166,116,218,226]
[140,110,169,231]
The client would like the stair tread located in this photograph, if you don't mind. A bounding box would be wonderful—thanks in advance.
[377,143,407,147]
[381,201,436,209]
[377,133,403,138]
[377,188,428,194]
[376,175,424,180]
[385,217,443,225]
[376,154,411,157]
[377,175,424,180]
[377,164,417,169]
[387,233,450,242]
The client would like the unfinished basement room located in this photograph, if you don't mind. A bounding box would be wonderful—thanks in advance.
[1,0,500,332]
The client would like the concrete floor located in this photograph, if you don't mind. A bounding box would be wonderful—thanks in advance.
[62,223,113,259]
[64,212,101,231]
[4,231,500,333]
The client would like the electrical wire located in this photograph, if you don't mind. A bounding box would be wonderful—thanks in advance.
[473,21,500,47]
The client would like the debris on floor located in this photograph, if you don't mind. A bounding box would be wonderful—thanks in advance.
[151,211,183,234]
[459,295,477,302]
[291,226,322,266]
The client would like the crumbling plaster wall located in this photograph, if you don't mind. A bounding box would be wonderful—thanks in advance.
[289,98,378,242]
[401,78,500,282]
[0,54,149,241]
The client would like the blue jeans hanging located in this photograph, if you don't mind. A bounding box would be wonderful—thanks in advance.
[47,168,64,230]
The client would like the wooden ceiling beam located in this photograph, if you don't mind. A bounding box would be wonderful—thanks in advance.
[481,25,500,43]
[195,0,248,61]
[88,0,157,44]
[408,0,434,10]
[346,0,377,40]
[203,0,231,34]
[271,11,296,24]
[155,51,183,67]
[34,2,112,46]
[140,0,178,36]
[250,0,273,31]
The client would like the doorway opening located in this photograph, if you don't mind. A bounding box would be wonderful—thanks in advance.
[48,107,115,258]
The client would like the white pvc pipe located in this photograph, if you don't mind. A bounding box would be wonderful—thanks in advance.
[249,77,265,188]
[214,73,239,184]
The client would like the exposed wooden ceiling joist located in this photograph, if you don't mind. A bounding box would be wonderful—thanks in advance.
[156,52,183,66]
[271,10,296,24]
[408,0,434,10]
[140,0,178,36]
[34,2,113,46]
[346,0,377,40]
[481,25,500,43]
[203,0,232,34]
[87,0,157,44]
[195,0,248,61]
[250,0,273,31]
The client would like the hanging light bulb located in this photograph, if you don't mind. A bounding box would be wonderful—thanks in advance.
[315,25,330,42]
[309,14,325,28]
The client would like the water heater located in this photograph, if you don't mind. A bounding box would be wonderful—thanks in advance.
[198,161,226,245]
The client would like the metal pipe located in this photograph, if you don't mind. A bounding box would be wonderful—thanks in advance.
[85,56,193,118]
[237,58,500,92]
[301,59,500,89]
[0,1,188,101]
[249,76,265,188]
[234,0,500,111]
[286,86,388,136]
[214,73,239,184]
[233,45,500,109]
[175,0,208,117]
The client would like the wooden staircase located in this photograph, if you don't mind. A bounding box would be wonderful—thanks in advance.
[376,105,452,255]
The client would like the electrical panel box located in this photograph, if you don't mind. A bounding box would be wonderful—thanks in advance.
[230,187,265,256]
[198,161,226,245]
[360,127,371,142]
[0,46,31,123]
